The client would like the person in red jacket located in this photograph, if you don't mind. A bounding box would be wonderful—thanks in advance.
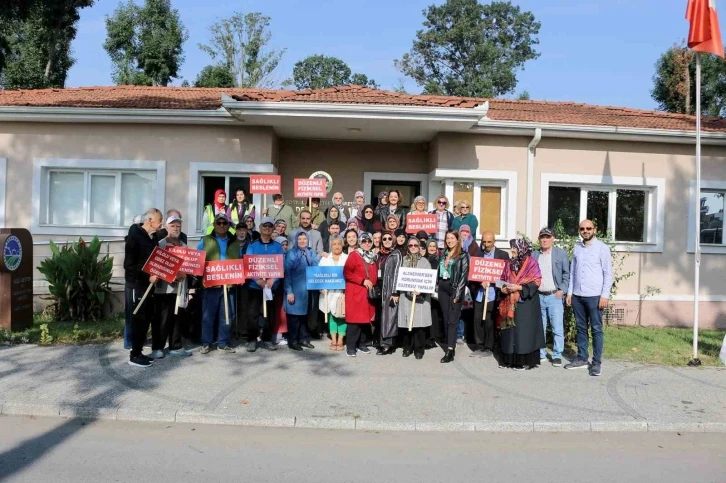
[343,232,379,357]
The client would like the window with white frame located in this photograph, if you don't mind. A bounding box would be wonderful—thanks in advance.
[451,181,506,238]
[700,190,724,245]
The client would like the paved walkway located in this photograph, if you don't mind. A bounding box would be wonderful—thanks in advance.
[1,342,725,432]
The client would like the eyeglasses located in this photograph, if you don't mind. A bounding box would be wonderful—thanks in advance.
[215,221,228,226]
[261,224,274,228]
[437,201,446,205]
[382,237,393,241]
[408,244,419,248]
[579,227,594,232]
[365,210,373,214]
[460,206,470,210]
[361,239,373,244]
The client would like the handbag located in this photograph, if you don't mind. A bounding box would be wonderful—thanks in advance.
[363,260,381,300]
[332,294,346,318]
[462,286,474,310]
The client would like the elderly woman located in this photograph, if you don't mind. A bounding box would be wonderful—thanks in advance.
[376,230,402,355]
[319,235,348,351]
[343,232,378,356]
[343,228,359,254]
[284,230,321,351]
[244,215,260,241]
[452,201,479,238]
[459,224,478,256]
[398,236,433,360]
[385,213,400,232]
[498,239,545,371]
[405,196,428,226]
[332,192,349,223]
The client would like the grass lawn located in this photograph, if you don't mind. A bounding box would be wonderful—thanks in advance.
[0,312,124,345]
[566,325,725,366]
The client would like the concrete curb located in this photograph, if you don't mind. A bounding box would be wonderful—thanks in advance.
[2,403,723,433]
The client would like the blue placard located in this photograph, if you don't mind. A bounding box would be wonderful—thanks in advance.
[306,266,345,290]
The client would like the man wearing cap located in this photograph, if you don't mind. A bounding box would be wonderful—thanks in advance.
[310,198,325,229]
[265,194,297,231]
[532,227,570,367]
[245,217,284,352]
[195,213,240,354]
[350,191,366,219]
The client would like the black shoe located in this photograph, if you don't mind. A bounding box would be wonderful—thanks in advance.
[402,349,413,358]
[128,355,152,367]
[357,346,371,354]
[140,354,155,363]
[440,349,455,363]
[300,341,315,349]
[289,343,303,351]
[376,347,388,355]
[414,352,424,360]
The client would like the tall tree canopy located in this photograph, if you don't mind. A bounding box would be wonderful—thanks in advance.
[651,43,726,117]
[198,12,285,88]
[290,54,378,89]
[104,0,187,86]
[0,0,93,89]
[194,64,235,87]
[395,0,540,97]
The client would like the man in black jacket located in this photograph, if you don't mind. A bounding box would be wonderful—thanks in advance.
[470,231,510,357]
[124,208,163,367]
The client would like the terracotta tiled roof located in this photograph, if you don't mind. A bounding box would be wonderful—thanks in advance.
[1,84,725,133]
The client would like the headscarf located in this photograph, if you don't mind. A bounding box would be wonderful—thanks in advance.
[385,213,400,231]
[403,236,423,268]
[358,204,376,232]
[243,215,255,230]
[497,238,541,329]
[213,189,227,211]
[274,236,287,246]
[394,228,407,253]
[415,230,429,240]
[412,195,427,213]
[332,192,347,223]
[326,206,340,224]
[377,191,389,207]
[289,229,314,268]
[274,219,287,233]
[460,224,474,252]
[354,191,366,209]
[378,230,394,256]
[509,238,532,274]
[425,239,440,265]
[357,232,378,264]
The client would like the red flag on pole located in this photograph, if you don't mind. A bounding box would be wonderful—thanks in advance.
[687,0,724,57]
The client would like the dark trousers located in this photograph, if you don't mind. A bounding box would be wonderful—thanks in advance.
[247,287,275,342]
[153,293,184,351]
[403,327,426,354]
[287,314,311,345]
[235,284,250,340]
[346,324,366,352]
[129,283,154,359]
[571,295,604,364]
[472,300,495,351]
[438,280,462,349]
[306,291,323,336]
[428,298,443,344]
[123,283,135,349]
[201,287,234,348]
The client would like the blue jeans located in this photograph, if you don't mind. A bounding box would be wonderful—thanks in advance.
[201,287,235,348]
[571,295,604,364]
[457,319,464,339]
[539,294,565,359]
[124,284,134,350]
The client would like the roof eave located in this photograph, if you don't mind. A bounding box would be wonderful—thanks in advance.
[0,106,237,125]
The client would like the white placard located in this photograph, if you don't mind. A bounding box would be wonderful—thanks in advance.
[395,267,437,294]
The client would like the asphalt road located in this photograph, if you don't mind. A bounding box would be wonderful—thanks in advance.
[0,416,724,483]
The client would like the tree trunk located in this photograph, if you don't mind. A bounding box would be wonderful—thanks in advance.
[44,24,61,83]
[685,56,691,115]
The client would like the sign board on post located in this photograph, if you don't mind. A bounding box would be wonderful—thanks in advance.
[204,260,246,287]
[468,257,507,283]
[395,267,437,294]
[249,175,281,194]
[0,228,33,332]
[294,178,327,199]
[405,214,438,234]
[165,246,206,276]
[142,247,184,284]
[244,255,284,279]
[306,266,345,290]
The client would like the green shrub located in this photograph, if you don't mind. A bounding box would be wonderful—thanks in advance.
[37,237,114,321]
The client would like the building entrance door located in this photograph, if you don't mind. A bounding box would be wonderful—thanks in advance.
[370,180,421,211]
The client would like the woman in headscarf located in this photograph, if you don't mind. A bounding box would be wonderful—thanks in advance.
[497,238,545,371]
[459,224,478,256]
[319,235,348,351]
[284,230,320,351]
[376,230,402,355]
[318,206,341,250]
[385,213,400,233]
[356,204,382,233]
[343,228,359,254]
[332,192,349,223]
[202,189,229,234]
[394,228,407,252]
[275,236,289,252]
[347,219,360,233]
[374,191,389,222]
[425,238,443,347]
[397,236,433,359]
[343,232,378,356]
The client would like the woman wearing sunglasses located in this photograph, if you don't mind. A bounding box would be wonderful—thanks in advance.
[343,232,378,356]
[398,237,433,360]
[376,230,402,355]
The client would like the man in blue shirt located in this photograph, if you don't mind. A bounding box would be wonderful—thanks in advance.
[565,219,613,376]
[245,217,284,352]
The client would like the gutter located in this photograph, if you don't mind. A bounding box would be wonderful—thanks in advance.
[0,106,237,125]
[526,128,542,238]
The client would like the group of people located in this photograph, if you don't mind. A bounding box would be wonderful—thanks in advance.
[124,188,613,377]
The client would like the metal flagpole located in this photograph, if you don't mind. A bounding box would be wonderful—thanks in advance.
[690,52,702,367]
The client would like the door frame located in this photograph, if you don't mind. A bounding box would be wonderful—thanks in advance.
[363,172,429,208]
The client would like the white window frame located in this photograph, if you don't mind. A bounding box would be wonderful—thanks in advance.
[540,173,665,253]
[188,162,276,235]
[687,179,726,254]
[430,168,517,243]
[0,157,6,228]
[32,158,166,237]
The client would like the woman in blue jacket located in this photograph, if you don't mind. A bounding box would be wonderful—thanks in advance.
[284,229,320,351]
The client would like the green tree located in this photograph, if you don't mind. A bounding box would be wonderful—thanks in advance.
[651,42,726,116]
[198,12,285,88]
[104,0,187,86]
[517,90,531,100]
[194,64,235,87]
[290,54,378,89]
[395,0,540,97]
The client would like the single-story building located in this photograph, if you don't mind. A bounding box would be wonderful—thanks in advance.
[0,84,724,328]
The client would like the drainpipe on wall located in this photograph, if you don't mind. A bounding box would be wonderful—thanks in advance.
[526,127,542,239]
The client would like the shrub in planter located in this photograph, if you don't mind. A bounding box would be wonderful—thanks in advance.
[37,237,114,321]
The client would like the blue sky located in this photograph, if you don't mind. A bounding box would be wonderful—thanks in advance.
[67,0,691,110]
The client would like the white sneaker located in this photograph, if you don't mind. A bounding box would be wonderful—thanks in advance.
[149,349,164,359]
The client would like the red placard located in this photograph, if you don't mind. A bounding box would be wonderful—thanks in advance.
[165,246,206,276]
[468,257,507,283]
[244,254,284,279]
[203,260,246,287]
[294,178,327,198]
[249,175,281,194]
[406,213,438,234]
[142,247,184,284]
